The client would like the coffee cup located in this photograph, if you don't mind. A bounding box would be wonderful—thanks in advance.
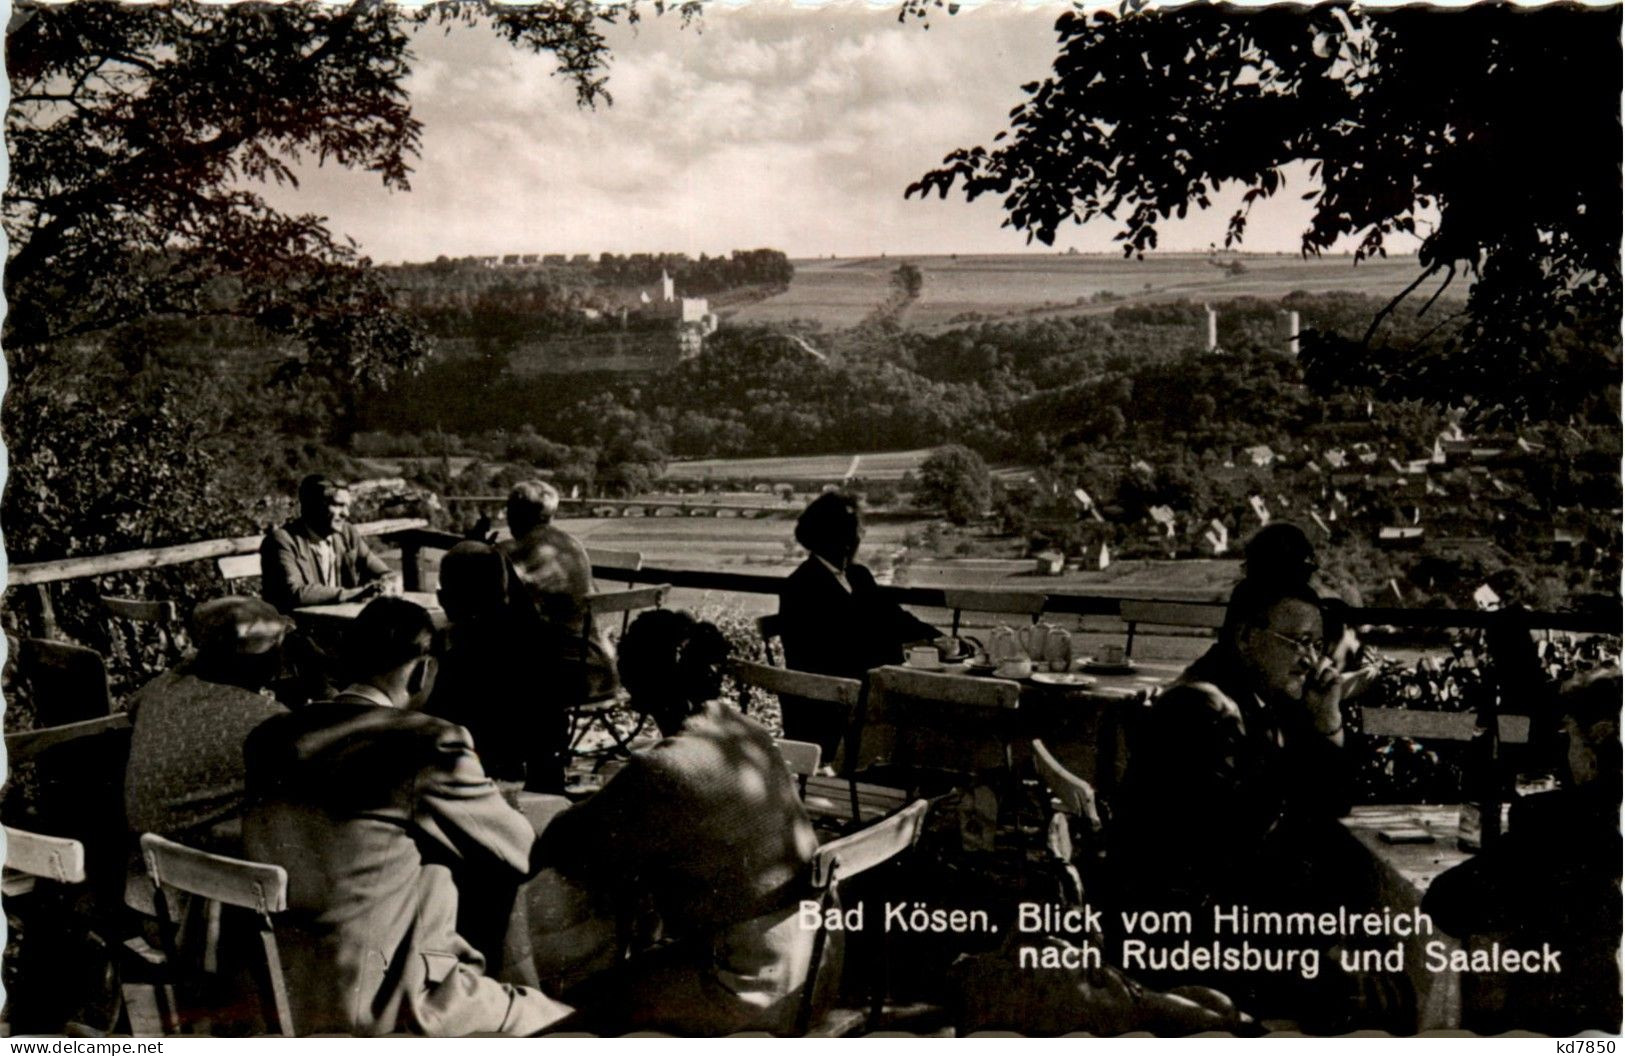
[1100,644,1127,666]
[995,657,1032,680]
[907,646,941,669]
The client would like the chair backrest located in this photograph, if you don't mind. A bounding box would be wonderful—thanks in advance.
[797,797,931,1035]
[775,738,822,780]
[101,597,179,624]
[942,589,1045,637]
[217,553,263,584]
[1118,600,1227,657]
[4,826,87,885]
[758,613,785,664]
[729,659,862,709]
[139,833,288,916]
[586,548,643,587]
[17,637,114,726]
[810,797,930,890]
[1031,739,1102,827]
[582,585,669,618]
[139,833,294,1035]
[855,666,1021,775]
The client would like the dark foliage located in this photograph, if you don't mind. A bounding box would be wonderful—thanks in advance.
[907,3,1623,420]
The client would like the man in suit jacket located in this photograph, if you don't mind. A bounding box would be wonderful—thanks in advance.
[243,598,570,1036]
[778,493,941,758]
[260,475,398,612]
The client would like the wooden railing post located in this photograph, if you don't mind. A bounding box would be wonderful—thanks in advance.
[399,537,422,593]
[30,583,58,639]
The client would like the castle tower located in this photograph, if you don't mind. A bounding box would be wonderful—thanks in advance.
[1279,309,1301,356]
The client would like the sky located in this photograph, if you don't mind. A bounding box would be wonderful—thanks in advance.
[264,3,1410,264]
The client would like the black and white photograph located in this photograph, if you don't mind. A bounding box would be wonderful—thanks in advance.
[2,0,1620,1039]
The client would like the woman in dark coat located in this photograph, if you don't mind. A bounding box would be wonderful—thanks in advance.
[533,610,825,1035]
[777,493,942,758]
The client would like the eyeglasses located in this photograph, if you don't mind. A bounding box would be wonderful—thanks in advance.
[1262,628,1325,662]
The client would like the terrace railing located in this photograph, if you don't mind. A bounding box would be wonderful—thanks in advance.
[6,520,1618,643]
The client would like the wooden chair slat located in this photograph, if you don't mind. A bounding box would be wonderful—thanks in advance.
[729,659,862,707]
[869,666,1021,711]
[586,548,643,574]
[3,826,87,885]
[101,596,179,623]
[583,585,669,615]
[941,589,1046,617]
[810,798,929,888]
[5,712,132,762]
[775,738,822,779]
[139,833,288,914]
[216,553,262,583]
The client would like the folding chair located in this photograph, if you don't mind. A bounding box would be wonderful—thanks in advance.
[775,738,822,794]
[795,799,931,1036]
[100,597,187,690]
[4,825,87,895]
[727,660,904,826]
[584,547,645,633]
[3,827,93,1033]
[566,584,670,756]
[849,666,1022,800]
[139,833,294,1036]
[1118,599,1226,658]
[16,637,114,726]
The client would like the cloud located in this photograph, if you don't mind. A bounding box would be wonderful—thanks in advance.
[261,4,1415,261]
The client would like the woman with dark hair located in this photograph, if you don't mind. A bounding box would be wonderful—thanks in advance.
[532,610,826,1035]
[778,492,942,758]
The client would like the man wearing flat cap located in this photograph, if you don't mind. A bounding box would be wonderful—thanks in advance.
[261,474,399,612]
[124,596,293,854]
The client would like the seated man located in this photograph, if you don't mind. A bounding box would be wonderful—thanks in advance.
[778,492,942,759]
[1109,578,1394,1029]
[261,474,398,612]
[243,598,570,1036]
[124,597,291,854]
[430,540,570,793]
[497,480,615,700]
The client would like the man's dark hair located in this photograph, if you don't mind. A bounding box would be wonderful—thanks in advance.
[298,474,340,512]
[345,598,435,682]
[437,540,510,624]
[795,492,860,554]
[617,609,731,709]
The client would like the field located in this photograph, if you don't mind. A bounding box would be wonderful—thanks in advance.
[726,252,1449,331]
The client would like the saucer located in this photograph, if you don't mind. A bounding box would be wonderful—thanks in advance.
[1082,659,1137,675]
[1030,672,1098,688]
